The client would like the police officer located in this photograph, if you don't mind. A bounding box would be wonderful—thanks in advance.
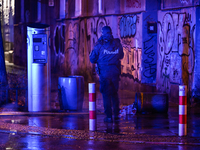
[89,26,124,123]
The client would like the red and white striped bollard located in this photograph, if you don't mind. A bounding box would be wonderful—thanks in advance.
[89,83,96,131]
[179,85,187,136]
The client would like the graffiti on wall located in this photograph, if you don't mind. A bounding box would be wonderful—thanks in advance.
[53,17,108,78]
[140,13,158,84]
[53,22,79,75]
[53,24,66,73]
[124,0,145,14]
[162,0,194,9]
[126,0,141,8]
[79,17,107,79]
[121,46,142,81]
[180,0,189,4]
[65,23,79,75]
[158,11,195,92]
[52,14,146,84]
[52,15,142,82]
[119,15,137,44]
[78,17,105,79]
[119,15,142,82]
[143,36,157,79]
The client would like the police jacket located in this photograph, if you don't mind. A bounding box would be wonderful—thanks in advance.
[89,35,124,78]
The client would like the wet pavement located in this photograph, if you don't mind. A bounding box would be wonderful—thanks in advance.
[0,105,200,149]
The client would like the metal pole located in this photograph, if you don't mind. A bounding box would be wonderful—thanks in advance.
[179,85,187,136]
[89,83,96,131]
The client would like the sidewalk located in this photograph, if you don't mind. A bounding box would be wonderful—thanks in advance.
[0,105,200,146]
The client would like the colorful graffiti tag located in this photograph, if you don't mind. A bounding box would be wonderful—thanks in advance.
[126,0,142,8]
[119,15,137,40]
[158,11,195,93]
[143,36,157,79]
[119,15,143,82]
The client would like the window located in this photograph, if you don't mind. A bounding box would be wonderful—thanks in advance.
[60,0,66,18]
[98,0,103,14]
[75,0,82,17]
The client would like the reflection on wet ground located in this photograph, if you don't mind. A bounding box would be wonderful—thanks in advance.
[0,132,199,150]
[0,106,200,149]
[0,106,199,137]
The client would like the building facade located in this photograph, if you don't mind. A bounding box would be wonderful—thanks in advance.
[10,0,200,109]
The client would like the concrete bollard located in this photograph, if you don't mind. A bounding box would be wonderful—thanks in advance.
[179,85,187,136]
[89,83,96,131]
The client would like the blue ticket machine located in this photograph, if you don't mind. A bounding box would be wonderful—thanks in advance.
[27,23,50,112]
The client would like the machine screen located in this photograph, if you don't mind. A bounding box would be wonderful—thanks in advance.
[33,38,42,42]
[33,34,47,63]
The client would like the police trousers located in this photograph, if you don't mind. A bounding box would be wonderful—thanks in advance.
[99,75,120,118]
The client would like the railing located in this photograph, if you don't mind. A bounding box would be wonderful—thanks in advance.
[6,85,28,108]
[0,83,28,110]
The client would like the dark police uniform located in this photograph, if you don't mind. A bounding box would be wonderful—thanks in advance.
[89,26,124,122]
